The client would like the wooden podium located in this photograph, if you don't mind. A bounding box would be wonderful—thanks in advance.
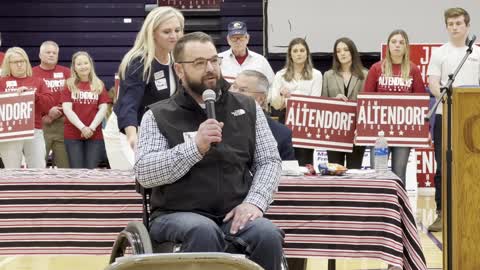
[443,87,480,270]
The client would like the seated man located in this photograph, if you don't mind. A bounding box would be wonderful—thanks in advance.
[231,70,295,161]
[135,32,284,270]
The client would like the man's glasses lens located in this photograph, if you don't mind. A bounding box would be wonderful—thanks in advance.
[193,57,222,68]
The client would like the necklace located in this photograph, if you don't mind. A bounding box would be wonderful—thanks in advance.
[294,72,303,81]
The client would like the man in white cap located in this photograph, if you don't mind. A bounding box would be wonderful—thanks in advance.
[219,21,274,85]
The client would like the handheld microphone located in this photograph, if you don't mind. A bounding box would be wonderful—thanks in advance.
[466,34,477,48]
[202,89,216,119]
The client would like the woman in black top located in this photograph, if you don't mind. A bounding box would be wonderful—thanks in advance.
[114,6,184,149]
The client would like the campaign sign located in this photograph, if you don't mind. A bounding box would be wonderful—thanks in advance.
[355,92,430,147]
[285,94,357,152]
[0,92,35,142]
[415,146,436,188]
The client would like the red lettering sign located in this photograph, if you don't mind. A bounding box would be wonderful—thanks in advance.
[415,147,436,187]
[285,94,357,152]
[355,93,430,147]
[0,92,35,142]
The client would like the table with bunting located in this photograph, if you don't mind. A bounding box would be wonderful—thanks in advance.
[0,169,425,269]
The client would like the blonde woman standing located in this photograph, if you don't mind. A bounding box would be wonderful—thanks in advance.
[363,29,426,184]
[0,47,56,168]
[114,7,184,150]
[61,52,111,169]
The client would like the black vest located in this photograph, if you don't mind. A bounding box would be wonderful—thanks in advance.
[149,86,257,221]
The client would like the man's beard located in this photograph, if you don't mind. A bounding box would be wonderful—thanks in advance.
[183,72,220,96]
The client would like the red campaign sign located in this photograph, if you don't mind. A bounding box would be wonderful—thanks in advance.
[285,94,357,152]
[355,92,430,147]
[415,147,436,188]
[0,92,35,142]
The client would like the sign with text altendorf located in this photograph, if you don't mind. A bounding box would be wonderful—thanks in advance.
[0,92,35,142]
[285,94,357,152]
[355,93,430,147]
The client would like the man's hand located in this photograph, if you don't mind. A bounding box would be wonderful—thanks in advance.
[428,75,442,98]
[223,202,263,234]
[48,106,63,120]
[42,115,53,125]
[195,119,224,155]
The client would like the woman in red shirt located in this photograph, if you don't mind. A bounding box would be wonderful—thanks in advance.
[61,52,111,169]
[363,29,426,185]
[0,47,55,168]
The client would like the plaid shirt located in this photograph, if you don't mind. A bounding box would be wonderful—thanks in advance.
[134,103,282,212]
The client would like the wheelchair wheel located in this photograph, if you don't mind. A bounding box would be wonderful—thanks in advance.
[281,254,289,270]
[109,221,153,264]
[126,221,153,253]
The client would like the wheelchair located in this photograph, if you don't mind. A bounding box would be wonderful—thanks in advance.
[108,182,289,270]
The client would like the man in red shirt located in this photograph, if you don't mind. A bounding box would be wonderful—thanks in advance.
[32,41,71,168]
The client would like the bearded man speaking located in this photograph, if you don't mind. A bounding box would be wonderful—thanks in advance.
[134,32,285,270]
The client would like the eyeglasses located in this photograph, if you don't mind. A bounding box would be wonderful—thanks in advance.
[229,35,247,42]
[10,60,26,66]
[177,56,222,70]
[230,84,265,95]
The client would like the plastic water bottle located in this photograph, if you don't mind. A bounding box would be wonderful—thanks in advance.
[374,131,389,173]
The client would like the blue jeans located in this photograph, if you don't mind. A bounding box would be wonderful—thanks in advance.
[150,212,285,270]
[370,146,411,185]
[64,139,105,169]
